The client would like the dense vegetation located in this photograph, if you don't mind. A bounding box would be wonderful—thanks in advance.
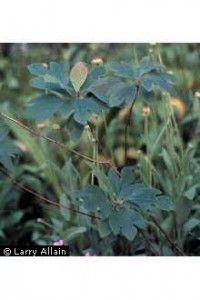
[0,43,200,255]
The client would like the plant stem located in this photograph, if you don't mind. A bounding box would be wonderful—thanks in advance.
[151,215,186,256]
[0,168,101,220]
[144,108,152,186]
[1,112,111,167]
[124,85,140,164]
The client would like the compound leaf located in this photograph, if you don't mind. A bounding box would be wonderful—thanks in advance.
[88,77,121,103]
[107,61,136,78]
[25,94,63,121]
[76,185,111,219]
[109,208,144,241]
[108,83,137,106]
[27,63,48,76]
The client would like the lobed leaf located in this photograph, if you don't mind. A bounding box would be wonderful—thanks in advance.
[108,208,144,241]
[88,77,121,103]
[107,61,136,78]
[76,185,111,219]
[25,94,63,121]
[108,83,137,107]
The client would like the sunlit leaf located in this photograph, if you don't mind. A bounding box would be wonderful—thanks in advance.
[70,62,88,93]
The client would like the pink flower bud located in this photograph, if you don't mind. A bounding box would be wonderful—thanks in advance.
[53,239,65,246]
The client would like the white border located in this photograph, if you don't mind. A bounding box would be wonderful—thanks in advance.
[0,0,200,42]
[1,257,200,300]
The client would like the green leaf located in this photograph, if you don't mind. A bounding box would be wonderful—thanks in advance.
[76,185,111,219]
[0,140,20,171]
[0,118,9,141]
[122,183,167,211]
[139,57,163,75]
[60,101,74,119]
[142,73,176,95]
[28,61,69,93]
[183,218,200,238]
[107,61,136,78]
[160,148,174,175]
[108,169,120,195]
[98,220,111,238]
[84,66,105,89]
[109,208,143,241]
[184,185,199,200]
[70,62,88,93]
[27,63,48,75]
[29,78,48,90]
[60,194,71,221]
[88,78,121,103]
[158,195,174,211]
[109,167,173,212]
[25,94,63,121]
[108,83,137,107]
[73,98,102,125]
[62,226,87,241]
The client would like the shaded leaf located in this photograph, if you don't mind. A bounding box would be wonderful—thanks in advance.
[98,220,111,238]
[183,218,200,238]
[88,77,121,103]
[76,185,111,219]
[107,61,136,78]
[27,63,48,75]
[142,73,176,95]
[60,194,71,221]
[109,208,144,241]
[184,185,199,200]
[139,57,163,75]
[108,83,137,106]
[73,98,103,125]
[62,226,87,241]
[0,118,9,141]
[0,140,20,171]
[28,61,69,93]
[25,94,63,121]
[109,167,173,212]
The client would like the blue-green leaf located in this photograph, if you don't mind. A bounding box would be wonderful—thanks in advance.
[108,83,137,107]
[108,169,120,195]
[107,61,136,78]
[139,57,163,75]
[109,167,173,212]
[27,63,48,76]
[25,94,63,121]
[142,73,176,95]
[73,98,103,125]
[0,118,9,141]
[76,185,111,219]
[0,140,20,171]
[88,78,121,103]
[109,208,144,241]
[28,61,69,93]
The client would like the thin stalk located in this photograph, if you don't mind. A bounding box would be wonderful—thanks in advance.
[151,215,186,256]
[1,112,112,167]
[0,168,101,220]
[144,109,152,186]
[124,85,140,164]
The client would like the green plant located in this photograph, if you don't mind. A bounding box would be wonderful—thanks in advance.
[1,48,200,255]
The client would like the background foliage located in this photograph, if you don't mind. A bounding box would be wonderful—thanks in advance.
[0,43,200,255]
